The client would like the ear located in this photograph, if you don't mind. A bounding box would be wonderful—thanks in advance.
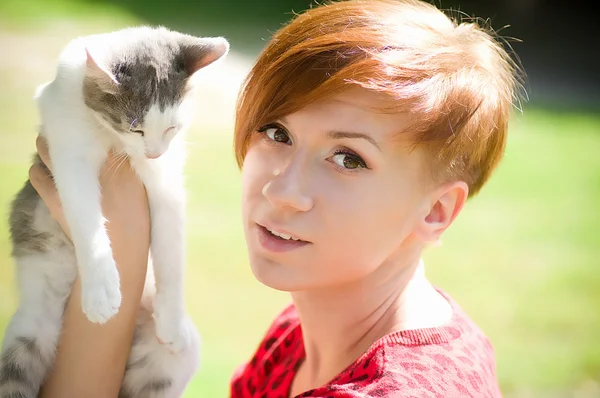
[85,47,119,94]
[181,37,229,76]
[413,181,469,243]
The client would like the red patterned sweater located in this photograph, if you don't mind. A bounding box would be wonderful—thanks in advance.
[230,290,502,397]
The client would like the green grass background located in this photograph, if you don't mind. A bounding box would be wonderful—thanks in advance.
[1,1,599,397]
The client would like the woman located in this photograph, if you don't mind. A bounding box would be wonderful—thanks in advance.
[30,0,521,396]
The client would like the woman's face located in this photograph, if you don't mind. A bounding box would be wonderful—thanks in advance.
[241,88,433,291]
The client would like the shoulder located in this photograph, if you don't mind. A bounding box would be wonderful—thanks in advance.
[374,289,501,397]
[302,289,503,397]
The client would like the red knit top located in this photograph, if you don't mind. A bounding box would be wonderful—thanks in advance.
[231,290,502,397]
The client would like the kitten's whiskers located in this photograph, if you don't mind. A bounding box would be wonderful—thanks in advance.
[101,152,129,188]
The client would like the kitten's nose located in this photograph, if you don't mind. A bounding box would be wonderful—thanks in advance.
[146,152,162,159]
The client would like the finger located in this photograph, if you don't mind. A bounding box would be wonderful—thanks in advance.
[29,163,62,215]
[36,135,53,172]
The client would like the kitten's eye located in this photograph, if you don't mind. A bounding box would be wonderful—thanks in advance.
[331,151,367,170]
[131,129,145,136]
[257,124,291,145]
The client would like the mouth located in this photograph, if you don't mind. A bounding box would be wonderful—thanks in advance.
[256,223,310,252]
[263,225,303,241]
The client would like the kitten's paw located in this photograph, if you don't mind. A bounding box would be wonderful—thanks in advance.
[153,298,189,353]
[155,319,190,354]
[81,256,121,324]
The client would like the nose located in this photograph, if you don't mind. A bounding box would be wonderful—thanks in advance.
[262,156,313,212]
[146,152,162,159]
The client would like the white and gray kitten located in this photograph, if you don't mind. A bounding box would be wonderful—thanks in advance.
[0,26,229,397]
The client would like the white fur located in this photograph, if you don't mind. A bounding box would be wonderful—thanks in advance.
[37,37,121,324]
[131,130,190,353]
[121,263,201,398]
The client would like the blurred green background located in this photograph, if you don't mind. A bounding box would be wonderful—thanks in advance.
[1,0,599,397]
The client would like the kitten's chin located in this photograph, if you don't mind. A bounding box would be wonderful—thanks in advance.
[117,145,144,160]
[126,151,147,160]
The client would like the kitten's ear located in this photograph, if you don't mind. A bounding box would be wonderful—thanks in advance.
[85,47,119,94]
[182,37,229,76]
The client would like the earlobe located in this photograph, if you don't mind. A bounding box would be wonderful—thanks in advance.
[415,181,469,243]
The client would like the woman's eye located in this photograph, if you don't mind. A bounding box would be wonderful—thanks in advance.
[258,124,292,145]
[331,152,367,170]
[266,127,291,144]
[131,129,145,136]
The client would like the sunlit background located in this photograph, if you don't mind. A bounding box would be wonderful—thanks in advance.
[1,0,598,397]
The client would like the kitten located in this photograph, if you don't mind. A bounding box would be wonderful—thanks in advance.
[0,26,229,397]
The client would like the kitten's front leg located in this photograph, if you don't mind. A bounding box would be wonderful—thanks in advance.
[45,129,121,324]
[140,164,189,354]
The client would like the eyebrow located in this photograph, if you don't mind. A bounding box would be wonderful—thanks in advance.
[326,131,381,151]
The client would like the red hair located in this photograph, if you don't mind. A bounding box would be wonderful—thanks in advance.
[234,0,524,196]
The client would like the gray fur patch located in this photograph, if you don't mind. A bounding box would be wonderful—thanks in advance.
[140,378,172,394]
[119,378,173,398]
[0,338,42,387]
[83,79,123,131]
[0,336,47,372]
[0,361,27,384]
[131,323,144,346]
[9,158,51,257]
[83,28,215,134]
[0,337,50,396]
[14,337,42,361]
[3,392,30,398]
[9,154,71,258]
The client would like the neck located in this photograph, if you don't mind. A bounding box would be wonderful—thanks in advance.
[290,252,452,391]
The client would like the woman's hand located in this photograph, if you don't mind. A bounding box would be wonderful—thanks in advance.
[30,135,151,398]
[28,136,72,239]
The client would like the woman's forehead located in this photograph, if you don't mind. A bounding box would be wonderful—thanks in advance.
[282,88,413,139]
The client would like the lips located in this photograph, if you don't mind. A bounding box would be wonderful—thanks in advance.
[256,223,310,252]
[258,222,308,242]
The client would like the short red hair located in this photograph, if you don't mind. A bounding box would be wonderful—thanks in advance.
[234,0,524,196]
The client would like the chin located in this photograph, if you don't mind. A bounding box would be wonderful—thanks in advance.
[248,256,303,292]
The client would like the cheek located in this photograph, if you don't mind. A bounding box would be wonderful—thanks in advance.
[118,134,144,151]
[240,147,268,211]
[315,188,417,270]
[176,97,195,124]
[325,212,395,261]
